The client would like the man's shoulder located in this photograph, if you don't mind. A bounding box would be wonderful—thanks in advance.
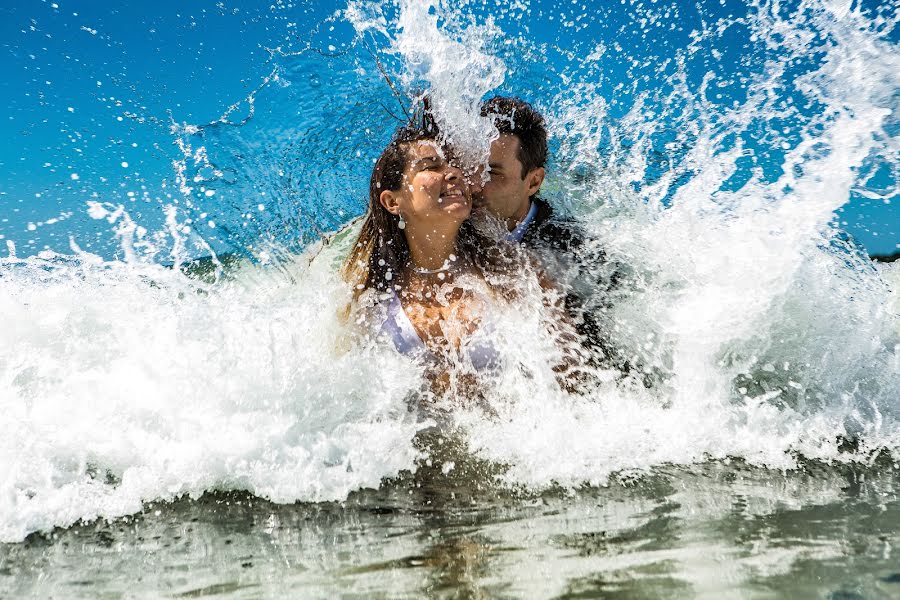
[523,198,586,252]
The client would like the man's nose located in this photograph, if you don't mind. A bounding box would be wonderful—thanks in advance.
[465,168,483,194]
[470,165,487,192]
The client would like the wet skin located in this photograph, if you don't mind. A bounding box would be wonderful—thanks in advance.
[470,134,545,231]
[378,142,489,364]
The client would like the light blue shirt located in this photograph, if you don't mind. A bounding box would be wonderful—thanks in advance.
[506,201,539,243]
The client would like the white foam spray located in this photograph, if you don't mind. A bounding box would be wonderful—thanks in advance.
[1,0,898,543]
[348,0,506,167]
[456,0,900,483]
[0,234,425,542]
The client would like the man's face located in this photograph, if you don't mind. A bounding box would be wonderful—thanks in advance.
[473,134,543,225]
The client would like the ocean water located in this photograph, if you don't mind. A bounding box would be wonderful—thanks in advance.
[1,0,899,597]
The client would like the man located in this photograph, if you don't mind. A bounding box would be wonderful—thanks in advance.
[473,96,583,252]
[474,96,630,380]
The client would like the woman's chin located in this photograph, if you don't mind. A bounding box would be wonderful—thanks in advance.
[440,197,471,215]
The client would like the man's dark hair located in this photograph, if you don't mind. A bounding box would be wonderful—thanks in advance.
[481,96,548,179]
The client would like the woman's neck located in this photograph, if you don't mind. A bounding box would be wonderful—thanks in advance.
[404,223,462,273]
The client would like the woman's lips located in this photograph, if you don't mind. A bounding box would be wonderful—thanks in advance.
[438,189,467,203]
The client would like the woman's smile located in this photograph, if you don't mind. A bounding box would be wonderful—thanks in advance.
[438,187,467,204]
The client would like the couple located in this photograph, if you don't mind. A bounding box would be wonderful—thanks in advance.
[342,97,592,396]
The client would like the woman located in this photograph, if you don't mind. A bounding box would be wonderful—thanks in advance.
[342,117,589,400]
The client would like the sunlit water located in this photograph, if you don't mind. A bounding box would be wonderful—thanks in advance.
[2,0,899,596]
[3,460,900,598]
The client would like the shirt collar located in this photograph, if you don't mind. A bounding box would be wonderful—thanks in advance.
[506,200,538,243]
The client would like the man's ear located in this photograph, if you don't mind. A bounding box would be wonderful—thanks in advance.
[525,167,545,196]
[379,190,401,216]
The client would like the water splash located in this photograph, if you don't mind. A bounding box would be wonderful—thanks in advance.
[1,0,898,542]
[0,247,424,542]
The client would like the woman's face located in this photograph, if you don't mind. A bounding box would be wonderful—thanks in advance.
[390,141,471,227]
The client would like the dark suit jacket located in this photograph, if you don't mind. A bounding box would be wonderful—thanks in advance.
[521,197,585,255]
[519,197,627,372]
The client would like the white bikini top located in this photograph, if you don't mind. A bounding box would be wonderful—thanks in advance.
[379,292,500,371]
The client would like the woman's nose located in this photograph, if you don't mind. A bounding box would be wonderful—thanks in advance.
[444,165,462,181]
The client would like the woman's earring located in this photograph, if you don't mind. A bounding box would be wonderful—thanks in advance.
[398,213,406,230]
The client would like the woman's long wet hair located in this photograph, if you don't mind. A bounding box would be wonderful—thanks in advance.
[342,110,512,299]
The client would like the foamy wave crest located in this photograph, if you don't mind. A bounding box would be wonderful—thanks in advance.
[0,244,424,542]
